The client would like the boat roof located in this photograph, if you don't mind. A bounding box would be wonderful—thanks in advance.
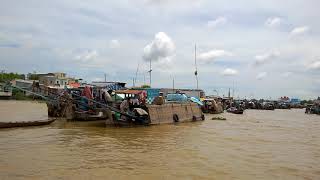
[203,98,216,101]
[115,89,144,95]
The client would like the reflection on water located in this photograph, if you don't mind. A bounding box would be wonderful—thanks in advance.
[0,100,320,179]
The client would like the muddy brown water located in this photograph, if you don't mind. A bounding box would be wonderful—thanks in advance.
[0,100,319,180]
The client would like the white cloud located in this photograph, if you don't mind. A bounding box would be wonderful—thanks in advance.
[109,39,120,48]
[281,71,292,77]
[143,32,175,62]
[74,50,98,62]
[265,17,282,28]
[290,26,310,36]
[73,50,108,68]
[256,72,267,80]
[221,68,238,76]
[198,50,232,63]
[254,51,280,66]
[207,16,227,28]
[1,1,320,99]
[92,77,104,82]
[307,61,320,70]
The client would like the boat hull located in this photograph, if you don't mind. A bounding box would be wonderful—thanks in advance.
[147,103,204,125]
[0,119,55,128]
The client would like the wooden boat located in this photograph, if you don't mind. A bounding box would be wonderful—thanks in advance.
[227,107,244,114]
[201,98,223,114]
[305,104,320,115]
[263,102,275,110]
[47,89,205,126]
[0,118,55,128]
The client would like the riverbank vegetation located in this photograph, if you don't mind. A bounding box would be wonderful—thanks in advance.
[11,89,44,102]
[0,72,25,82]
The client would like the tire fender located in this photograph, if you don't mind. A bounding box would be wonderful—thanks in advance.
[173,114,179,122]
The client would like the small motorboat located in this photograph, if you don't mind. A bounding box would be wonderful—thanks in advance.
[227,107,244,114]
[0,118,56,128]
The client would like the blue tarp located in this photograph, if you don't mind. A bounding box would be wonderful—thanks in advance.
[166,93,188,102]
[146,88,160,104]
[189,97,204,106]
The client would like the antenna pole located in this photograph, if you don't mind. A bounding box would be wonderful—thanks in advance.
[134,63,139,86]
[104,73,107,82]
[194,44,199,89]
[232,81,235,98]
[172,76,175,92]
[149,59,152,87]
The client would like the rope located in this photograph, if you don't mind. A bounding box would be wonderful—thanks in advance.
[9,84,144,121]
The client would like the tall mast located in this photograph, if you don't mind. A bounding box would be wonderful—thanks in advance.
[172,76,175,92]
[134,63,139,87]
[232,81,235,98]
[149,59,152,87]
[194,44,199,89]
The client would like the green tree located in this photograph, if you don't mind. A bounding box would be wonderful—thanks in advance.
[0,72,25,82]
[141,84,151,88]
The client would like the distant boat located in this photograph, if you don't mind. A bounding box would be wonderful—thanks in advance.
[227,107,244,114]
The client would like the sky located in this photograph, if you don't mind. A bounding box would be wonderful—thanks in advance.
[0,0,319,99]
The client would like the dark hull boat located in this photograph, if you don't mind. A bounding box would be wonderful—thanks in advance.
[0,119,56,128]
[227,107,244,114]
[71,109,109,121]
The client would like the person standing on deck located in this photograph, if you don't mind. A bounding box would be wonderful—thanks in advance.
[152,92,165,105]
[101,89,114,124]
[120,97,131,113]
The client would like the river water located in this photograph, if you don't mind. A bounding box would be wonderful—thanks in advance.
[0,100,319,180]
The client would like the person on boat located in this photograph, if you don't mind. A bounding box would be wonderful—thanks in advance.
[101,89,113,104]
[79,86,93,111]
[99,89,114,122]
[139,91,147,105]
[129,94,140,111]
[120,97,131,113]
[82,86,93,99]
[207,100,213,112]
[152,92,165,105]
